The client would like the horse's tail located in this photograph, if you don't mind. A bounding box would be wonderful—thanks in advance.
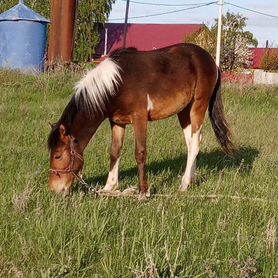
[209,67,234,156]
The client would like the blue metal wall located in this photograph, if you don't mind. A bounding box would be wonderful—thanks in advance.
[0,20,47,72]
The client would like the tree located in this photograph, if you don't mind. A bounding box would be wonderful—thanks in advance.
[185,12,258,72]
[214,12,258,71]
[0,0,115,62]
[185,25,216,57]
[74,0,115,62]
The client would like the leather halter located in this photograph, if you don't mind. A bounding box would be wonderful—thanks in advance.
[50,137,84,180]
[50,137,96,193]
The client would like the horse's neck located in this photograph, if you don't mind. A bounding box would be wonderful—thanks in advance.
[71,112,105,153]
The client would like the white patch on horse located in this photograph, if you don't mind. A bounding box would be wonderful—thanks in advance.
[74,58,122,114]
[147,94,154,112]
[103,157,120,191]
[180,125,202,191]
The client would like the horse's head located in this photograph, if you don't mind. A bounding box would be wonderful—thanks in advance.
[48,124,84,195]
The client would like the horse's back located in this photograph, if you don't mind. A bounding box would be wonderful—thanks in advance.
[111,43,216,75]
[109,44,217,123]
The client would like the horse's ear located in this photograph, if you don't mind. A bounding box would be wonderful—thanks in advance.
[59,124,69,143]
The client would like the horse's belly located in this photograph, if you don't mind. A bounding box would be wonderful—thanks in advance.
[147,92,192,121]
[148,105,182,121]
[110,89,193,124]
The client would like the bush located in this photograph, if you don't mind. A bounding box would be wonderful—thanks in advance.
[185,25,216,58]
[260,49,278,72]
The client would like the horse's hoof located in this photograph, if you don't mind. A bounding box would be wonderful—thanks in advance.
[138,191,150,201]
[101,181,119,191]
[179,185,189,192]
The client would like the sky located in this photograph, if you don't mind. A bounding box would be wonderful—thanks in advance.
[108,0,278,47]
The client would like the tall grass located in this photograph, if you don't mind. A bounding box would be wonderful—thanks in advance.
[0,70,277,277]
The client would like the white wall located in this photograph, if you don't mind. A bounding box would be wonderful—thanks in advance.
[253,69,278,85]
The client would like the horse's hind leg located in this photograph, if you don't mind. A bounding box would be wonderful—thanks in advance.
[178,99,207,191]
[178,105,195,190]
[103,122,125,191]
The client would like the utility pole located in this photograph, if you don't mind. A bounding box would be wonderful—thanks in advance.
[216,0,224,67]
[104,28,108,56]
[47,0,77,67]
[123,0,130,48]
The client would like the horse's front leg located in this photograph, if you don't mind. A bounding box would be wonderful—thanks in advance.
[133,115,150,197]
[102,122,125,191]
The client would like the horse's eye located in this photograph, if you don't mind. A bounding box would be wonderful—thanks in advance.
[54,154,62,160]
[73,138,78,144]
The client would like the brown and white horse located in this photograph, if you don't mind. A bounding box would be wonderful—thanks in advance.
[48,43,234,197]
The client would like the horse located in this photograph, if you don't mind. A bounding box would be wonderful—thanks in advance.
[48,43,234,197]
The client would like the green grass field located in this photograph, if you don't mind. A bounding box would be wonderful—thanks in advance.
[0,70,277,278]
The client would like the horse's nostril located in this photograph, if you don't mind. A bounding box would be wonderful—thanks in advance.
[61,187,68,194]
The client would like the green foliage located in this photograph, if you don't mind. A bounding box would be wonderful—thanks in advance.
[74,0,115,62]
[185,12,258,72]
[0,70,277,277]
[216,12,258,47]
[261,49,278,72]
[0,0,115,62]
[185,25,216,57]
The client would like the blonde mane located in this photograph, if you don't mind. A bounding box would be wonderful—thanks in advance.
[74,58,122,114]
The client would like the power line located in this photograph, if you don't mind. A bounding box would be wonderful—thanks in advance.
[121,0,214,7]
[112,1,278,21]
[223,2,278,19]
[110,1,217,21]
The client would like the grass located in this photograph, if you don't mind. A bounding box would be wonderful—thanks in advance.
[0,69,277,278]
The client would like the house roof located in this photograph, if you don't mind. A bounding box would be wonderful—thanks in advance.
[96,23,203,56]
[249,47,278,69]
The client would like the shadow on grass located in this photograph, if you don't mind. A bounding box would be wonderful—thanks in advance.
[81,146,259,191]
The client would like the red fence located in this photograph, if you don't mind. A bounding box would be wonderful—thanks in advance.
[222,72,253,85]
